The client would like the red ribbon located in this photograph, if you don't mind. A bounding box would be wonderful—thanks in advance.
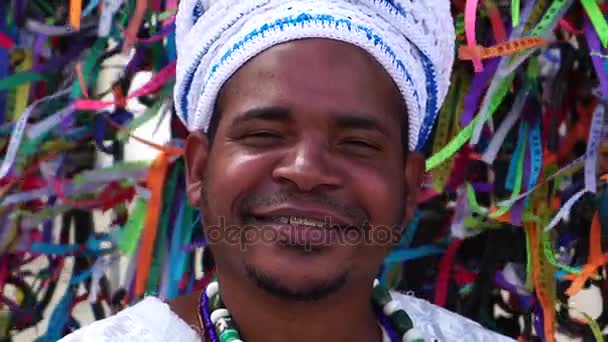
[0,32,15,50]
[434,239,463,306]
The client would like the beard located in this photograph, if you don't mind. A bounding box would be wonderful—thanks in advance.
[244,262,348,302]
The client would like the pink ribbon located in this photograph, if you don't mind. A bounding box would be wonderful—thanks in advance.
[465,0,484,72]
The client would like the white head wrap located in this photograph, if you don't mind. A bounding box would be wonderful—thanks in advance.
[174,0,455,151]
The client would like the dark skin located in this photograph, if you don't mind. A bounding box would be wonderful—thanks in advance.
[177,39,425,342]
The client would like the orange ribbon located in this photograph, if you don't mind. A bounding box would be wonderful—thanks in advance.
[104,117,184,156]
[564,212,607,296]
[134,151,169,296]
[75,63,89,98]
[69,0,82,30]
[459,37,552,61]
[525,222,556,342]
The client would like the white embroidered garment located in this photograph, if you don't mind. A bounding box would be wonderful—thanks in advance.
[58,291,515,342]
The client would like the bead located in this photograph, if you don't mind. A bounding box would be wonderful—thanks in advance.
[372,283,392,307]
[210,308,230,324]
[215,317,238,334]
[402,328,424,342]
[200,279,423,342]
[206,281,220,298]
[390,310,414,334]
[218,329,241,342]
[383,300,400,316]
[215,316,242,342]
[209,294,225,311]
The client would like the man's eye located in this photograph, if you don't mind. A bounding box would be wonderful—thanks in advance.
[239,131,283,146]
[341,139,379,150]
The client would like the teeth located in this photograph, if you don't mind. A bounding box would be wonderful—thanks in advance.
[299,217,325,228]
[271,216,326,227]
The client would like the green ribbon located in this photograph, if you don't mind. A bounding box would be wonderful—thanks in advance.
[490,122,527,218]
[512,0,521,27]
[146,160,182,293]
[116,99,165,142]
[581,312,605,342]
[426,75,513,171]
[117,197,148,256]
[580,0,608,48]
[0,71,44,91]
[70,37,108,100]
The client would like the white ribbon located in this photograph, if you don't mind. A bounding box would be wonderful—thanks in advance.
[0,89,70,180]
[481,89,528,164]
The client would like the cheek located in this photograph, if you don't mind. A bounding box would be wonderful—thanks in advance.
[346,164,404,226]
[205,148,276,218]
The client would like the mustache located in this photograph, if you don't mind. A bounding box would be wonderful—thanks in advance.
[238,188,370,227]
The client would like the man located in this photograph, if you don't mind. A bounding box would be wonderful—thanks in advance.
[60,0,515,341]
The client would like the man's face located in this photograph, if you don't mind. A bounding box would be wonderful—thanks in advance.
[185,39,424,300]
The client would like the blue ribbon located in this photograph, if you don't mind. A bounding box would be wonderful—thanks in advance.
[35,287,75,342]
[167,26,177,62]
[384,245,445,264]
[94,109,133,154]
[0,0,8,125]
[506,120,528,191]
[599,185,608,238]
[30,242,79,255]
[168,197,185,300]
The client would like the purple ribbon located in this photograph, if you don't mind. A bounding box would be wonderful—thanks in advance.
[33,34,47,70]
[0,0,8,125]
[137,22,176,45]
[200,290,219,342]
[460,57,501,126]
[533,302,546,342]
[494,271,532,310]
[471,182,494,193]
[585,17,608,98]
[13,0,26,28]
[376,306,401,342]
[126,47,147,76]
[94,109,133,155]
[0,48,6,125]
[35,42,88,73]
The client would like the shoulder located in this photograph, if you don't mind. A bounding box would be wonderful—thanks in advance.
[390,291,516,342]
[58,296,201,342]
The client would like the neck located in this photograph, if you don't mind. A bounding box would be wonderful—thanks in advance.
[217,271,383,342]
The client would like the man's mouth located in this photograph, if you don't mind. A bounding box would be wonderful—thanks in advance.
[266,215,328,228]
[248,214,360,230]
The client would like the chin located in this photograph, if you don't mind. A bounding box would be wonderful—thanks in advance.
[241,243,353,301]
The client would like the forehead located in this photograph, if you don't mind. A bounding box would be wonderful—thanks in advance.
[216,38,405,124]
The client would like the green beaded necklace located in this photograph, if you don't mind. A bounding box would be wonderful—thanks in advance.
[198,279,425,342]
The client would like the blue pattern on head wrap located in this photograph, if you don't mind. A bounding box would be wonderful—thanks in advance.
[416,56,439,150]
[370,0,441,150]
[179,1,447,151]
[179,3,267,124]
[196,12,431,123]
[192,2,204,25]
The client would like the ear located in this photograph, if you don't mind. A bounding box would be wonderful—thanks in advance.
[184,131,210,207]
[403,152,425,225]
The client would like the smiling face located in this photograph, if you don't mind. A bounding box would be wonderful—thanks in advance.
[185,39,424,301]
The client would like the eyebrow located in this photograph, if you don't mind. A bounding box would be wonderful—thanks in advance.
[229,106,291,128]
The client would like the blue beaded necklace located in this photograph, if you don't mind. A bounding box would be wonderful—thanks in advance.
[198,279,425,342]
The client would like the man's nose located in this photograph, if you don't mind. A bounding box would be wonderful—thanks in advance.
[271,140,341,192]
